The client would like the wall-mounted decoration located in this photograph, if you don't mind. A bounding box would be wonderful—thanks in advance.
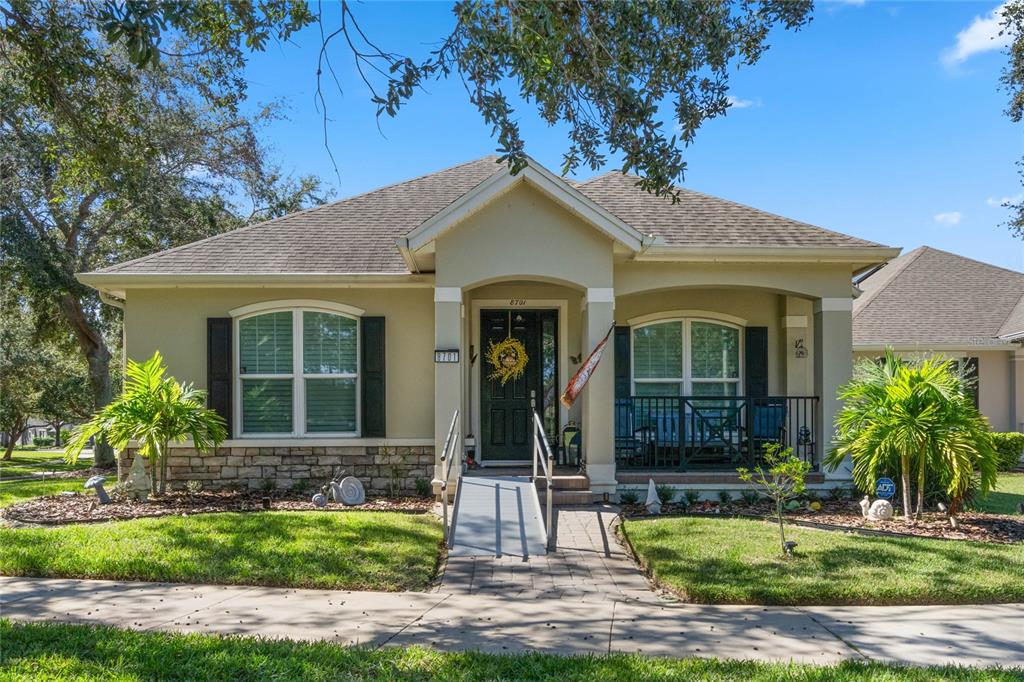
[793,338,807,358]
[434,349,460,363]
[486,336,529,385]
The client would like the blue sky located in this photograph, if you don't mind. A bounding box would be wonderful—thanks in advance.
[244,1,1024,271]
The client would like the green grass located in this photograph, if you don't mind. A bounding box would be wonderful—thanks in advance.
[0,511,441,591]
[622,516,1024,606]
[0,478,88,508]
[1,450,90,479]
[976,473,1024,515]
[2,621,1020,682]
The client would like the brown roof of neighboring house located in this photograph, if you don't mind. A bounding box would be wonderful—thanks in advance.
[92,156,890,276]
[853,246,1024,347]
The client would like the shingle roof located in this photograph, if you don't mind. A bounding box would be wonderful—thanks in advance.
[853,246,1024,347]
[98,157,505,275]
[576,172,884,248]
[94,156,889,276]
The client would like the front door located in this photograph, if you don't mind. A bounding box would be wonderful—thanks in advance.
[480,309,558,462]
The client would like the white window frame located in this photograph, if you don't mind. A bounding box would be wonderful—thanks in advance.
[631,317,744,397]
[231,300,364,438]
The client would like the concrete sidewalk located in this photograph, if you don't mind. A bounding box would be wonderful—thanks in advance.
[3,576,1023,667]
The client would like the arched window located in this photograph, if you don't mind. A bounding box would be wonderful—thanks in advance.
[235,303,360,436]
[632,318,741,396]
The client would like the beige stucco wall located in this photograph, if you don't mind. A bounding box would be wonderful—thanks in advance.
[123,287,435,439]
[616,288,790,395]
[434,182,614,289]
[852,349,1016,432]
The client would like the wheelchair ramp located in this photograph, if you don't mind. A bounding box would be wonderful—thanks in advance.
[449,476,548,558]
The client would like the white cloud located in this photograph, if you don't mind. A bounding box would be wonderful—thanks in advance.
[987,193,1023,207]
[726,96,761,109]
[942,2,1011,67]
[933,211,963,226]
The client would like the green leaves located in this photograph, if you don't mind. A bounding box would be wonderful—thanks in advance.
[827,350,998,517]
[65,351,227,471]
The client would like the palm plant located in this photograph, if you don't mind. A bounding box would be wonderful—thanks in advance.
[66,352,226,495]
[826,350,997,524]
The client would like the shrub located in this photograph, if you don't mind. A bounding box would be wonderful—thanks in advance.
[618,488,640,505]
[32,436,55,447]
[828,350,997,524]
[992,432,1024,471]
[717,490,732,506]
[740,489,760,506]
[738,444,811,556]
[655,484,675,505]
[683,489,701,506]
[414,477,432,498]
[184,480,203,495]
[291,479,310,494]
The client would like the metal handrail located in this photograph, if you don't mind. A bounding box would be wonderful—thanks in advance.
[532,411,554,548]
[437,410,460,545]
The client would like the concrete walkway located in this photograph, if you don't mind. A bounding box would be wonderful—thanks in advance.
[4,576,1024,667]
[4,503,1024,668]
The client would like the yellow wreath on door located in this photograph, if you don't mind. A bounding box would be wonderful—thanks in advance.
[486,337,528,385]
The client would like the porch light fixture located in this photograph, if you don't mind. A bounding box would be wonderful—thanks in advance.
[434,349,459,363]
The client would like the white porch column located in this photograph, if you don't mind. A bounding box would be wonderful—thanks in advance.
[1012,347,1024,434]
[583,287,616,496]
[434,287,463,482]
[813,297,853,480]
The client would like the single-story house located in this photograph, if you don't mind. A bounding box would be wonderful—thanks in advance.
[79,156,900,496]
[853,245,1024,434]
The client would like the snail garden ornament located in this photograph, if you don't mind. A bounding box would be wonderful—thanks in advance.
[860,495,894,521]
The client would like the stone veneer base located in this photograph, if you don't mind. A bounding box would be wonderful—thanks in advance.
[123,446,435,496]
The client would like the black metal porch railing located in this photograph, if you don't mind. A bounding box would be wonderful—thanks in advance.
[614,396,820,471]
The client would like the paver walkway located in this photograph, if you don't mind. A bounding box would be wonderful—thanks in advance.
[439,504,653,600]
[3,503,1024,667]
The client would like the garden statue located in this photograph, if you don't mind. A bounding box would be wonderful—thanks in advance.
[645,478,661,515]
[338,476,365,505]
[126,456,151,502]
[85,475,111,504]
[329,480,344,503]
[311,492,327,508]
[861,495,893,521]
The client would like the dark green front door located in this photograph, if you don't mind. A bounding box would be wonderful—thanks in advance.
[480,309,557,461]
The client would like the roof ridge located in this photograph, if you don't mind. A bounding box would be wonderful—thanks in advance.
[851,246,924,319]
[915,244,1024,280]
[581,171,884,248]
[95,156,501,274]
[996,291,1024,337]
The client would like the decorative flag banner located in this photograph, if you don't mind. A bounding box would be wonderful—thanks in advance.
[560,325,614,408]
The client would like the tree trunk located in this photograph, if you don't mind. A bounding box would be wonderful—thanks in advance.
[915,451,926,520]
[60,294,115,468]
[159,441,168,496]
[900,455,912,523]
[3,418,28,461]
[777,500,787,556]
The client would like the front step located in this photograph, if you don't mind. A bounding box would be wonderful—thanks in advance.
[535,474,598,505]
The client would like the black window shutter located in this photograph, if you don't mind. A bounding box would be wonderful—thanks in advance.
[614,326,631,401]
[744,327,769,397]
[206,318,233,437]
[361,317,386,437]
[963,357,979,409]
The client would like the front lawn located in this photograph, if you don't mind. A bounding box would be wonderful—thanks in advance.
[622,516,1024,605]
[0,478,88,508]
[2,621,1019,682]
[1,450,91,479]
[0,511,442,591]
[976,473,1024,515]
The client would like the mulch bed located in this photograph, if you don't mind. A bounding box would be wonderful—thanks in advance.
[1,490,434,526]
[621,498,1024,544]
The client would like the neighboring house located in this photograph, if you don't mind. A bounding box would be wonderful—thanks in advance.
[853,246,1024,434]
[78,156,898,496]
